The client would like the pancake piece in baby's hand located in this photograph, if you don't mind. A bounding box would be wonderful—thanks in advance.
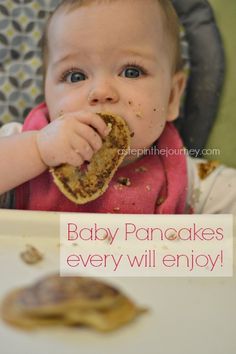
[51,112,131,204]
[1,274,146,331]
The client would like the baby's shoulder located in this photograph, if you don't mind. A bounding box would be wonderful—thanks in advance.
[186,156,236,214]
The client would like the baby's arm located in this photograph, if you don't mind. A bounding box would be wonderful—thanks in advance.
[0,131,46,194]
[0,112,109,194]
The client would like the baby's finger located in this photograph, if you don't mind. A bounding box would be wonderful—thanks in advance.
[75,112,110,137]
[73,123,103,153]
[70,135,94,161]
[66,150,84,167]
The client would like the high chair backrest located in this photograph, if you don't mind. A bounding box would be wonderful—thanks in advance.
[172,0,225,153]
[0,0,225,154]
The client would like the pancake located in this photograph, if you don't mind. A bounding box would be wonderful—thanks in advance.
[1,274,146,331]
[51,112,131,204]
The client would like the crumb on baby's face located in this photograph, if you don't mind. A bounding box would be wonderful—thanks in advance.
[44,0,186,161]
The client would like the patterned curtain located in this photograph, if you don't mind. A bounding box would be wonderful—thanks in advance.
[0,0,60,124]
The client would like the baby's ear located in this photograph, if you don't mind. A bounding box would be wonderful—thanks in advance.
[166,71,186,122]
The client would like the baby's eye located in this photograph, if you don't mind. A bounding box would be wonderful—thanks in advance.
[121,65,146,79]
[62,70,86,83]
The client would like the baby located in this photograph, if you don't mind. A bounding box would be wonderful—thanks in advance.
[0,0,235,214]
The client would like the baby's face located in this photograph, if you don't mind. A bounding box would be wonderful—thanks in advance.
[45,0,184,156]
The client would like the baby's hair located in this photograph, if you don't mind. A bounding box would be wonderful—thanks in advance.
[41,0,183,76]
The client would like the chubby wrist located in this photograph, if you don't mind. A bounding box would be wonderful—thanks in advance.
[33,131,48,169]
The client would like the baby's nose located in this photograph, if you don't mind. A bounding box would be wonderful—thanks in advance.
[88,85,119,105]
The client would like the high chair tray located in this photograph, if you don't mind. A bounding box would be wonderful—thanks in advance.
[0,209,235,354]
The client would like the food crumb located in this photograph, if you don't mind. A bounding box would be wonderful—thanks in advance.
[191,188,201,204]
[135,166,147,173]
[117,177,131,186]
[114,183,123,191]
[197,160,219,180]
[166,233,180,241]
[135,112,143,119]
[113,207,120,212]
[106,234,113,243]
[20,245,43,265]
[156,196,165,206]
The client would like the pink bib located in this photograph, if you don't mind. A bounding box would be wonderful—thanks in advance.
[16,103,187,214]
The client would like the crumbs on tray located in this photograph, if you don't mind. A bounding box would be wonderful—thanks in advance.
[20,245,44,265]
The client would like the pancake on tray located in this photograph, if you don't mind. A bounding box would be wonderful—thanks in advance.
[1,274,146,331]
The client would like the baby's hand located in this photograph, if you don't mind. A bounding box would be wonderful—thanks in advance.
[36,111,110,167]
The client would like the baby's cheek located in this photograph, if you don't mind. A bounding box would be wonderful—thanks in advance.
[49,92,79,119]
[148,114,166,139]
